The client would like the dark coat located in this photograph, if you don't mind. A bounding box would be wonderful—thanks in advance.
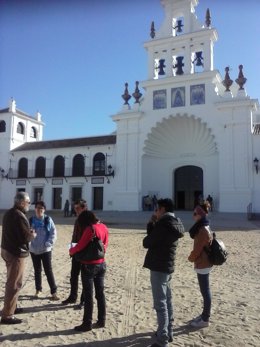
[1,207,34,257]
[71,219,84,243]
[143,212,185,274]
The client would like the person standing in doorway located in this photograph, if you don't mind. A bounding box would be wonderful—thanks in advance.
[1,192,36,324]
[143,198,185,347]
[62,199,88,307]
[64,199,70,217]
[29,201,59,300]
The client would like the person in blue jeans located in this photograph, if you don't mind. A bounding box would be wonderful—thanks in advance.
[188,202,213,328]
[69,210,109,332]
[143,198,185,347]
[29,201,59,301]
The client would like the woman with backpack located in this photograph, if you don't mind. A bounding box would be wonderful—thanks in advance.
[29,201,59,300]
[188,202,213,328]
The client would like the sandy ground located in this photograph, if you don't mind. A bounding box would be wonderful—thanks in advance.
[0,211,259,347]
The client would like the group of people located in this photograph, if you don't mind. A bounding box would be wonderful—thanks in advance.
[0,192,213,347]
[0,193,108,331]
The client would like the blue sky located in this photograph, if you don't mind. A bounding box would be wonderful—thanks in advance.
[0,0,259,140]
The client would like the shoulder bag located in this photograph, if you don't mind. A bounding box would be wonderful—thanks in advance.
[74,225,105,262]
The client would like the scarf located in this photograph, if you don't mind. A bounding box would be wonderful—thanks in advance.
[189,217,209,239]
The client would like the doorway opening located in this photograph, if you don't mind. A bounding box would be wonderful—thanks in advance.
[93,187,103,210]
[53,188,62,209]
[174,166,203,210]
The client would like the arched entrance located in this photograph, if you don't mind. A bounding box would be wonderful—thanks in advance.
[174,166,203,210]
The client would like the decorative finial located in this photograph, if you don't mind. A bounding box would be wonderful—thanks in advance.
[150,21,155,39]
[132,81,142,104]
[222,67,233,92]
[235,65,247,90]
[205,8,211,28]
[121,83,131,105]
[9,97,16,113]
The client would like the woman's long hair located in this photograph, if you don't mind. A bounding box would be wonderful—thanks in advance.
[77,210,99,232]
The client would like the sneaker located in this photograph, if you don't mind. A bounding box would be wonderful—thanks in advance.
[74,323,92,332]
[190,315,201,323]
[92,320,105,328]
[155,331,173,343]
[190,317,209,328]
[1,316,23,325]
[62,297,77,305]
[50,293,60,301]
[35,290,42,298]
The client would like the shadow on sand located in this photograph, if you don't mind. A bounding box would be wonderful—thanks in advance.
[0,324,193,346]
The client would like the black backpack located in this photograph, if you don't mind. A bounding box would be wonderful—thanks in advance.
[205,232,228,266]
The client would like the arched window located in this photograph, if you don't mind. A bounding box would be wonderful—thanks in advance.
[72,154,85,176]
[17,122,25,134]
[0,120,6,132]
[93,152,105,176]
[53,155,65,177]
[30,126,37,138]
[35,157,46,177]
[18,158,28,178]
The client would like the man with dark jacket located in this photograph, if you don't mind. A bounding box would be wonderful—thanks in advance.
[143,198,185,347]
[1,192,36,324]
[62,199,87,307]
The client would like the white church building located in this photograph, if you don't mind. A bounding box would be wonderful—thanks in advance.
[0,0,260,213]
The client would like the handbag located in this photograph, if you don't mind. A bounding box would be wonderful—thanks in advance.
[204,231,228,266]
[74,225,105,262]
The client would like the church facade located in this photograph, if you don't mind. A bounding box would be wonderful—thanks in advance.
[0,0,260,213]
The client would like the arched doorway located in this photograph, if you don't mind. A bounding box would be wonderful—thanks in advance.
[174,166,203,210]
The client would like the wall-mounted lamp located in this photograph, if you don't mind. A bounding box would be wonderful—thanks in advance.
[107,164,114,178]
[0,167,8,179]
[253,157,259,174]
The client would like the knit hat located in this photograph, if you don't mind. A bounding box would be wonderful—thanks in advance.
[194,205,207,217]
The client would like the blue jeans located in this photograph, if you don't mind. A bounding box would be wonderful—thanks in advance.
[150,271,174,347]
[197,273,211,322]
[81,262,106,325]
[30,251,57,294]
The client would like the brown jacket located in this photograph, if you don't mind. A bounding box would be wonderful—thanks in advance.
[188,225,212,269]
[1,206,35,257]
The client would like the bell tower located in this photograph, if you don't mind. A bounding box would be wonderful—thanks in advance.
[145,0,217,80]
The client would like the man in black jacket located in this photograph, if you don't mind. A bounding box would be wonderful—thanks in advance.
[62,199,87,307]
[143,198,184,347]
[1,192,36,324]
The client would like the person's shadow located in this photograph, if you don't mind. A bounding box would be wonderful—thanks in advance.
[0,324,193,346]
[0,331,152,346]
